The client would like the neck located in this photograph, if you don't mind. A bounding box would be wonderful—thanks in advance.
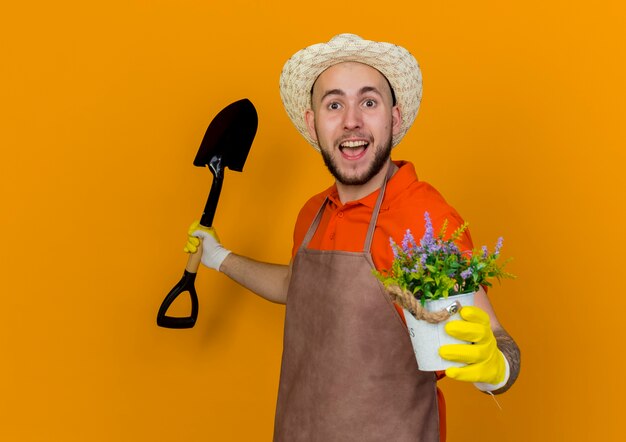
[336,159,398,204]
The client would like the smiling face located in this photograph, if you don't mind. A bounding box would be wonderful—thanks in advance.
[305,62,402,191]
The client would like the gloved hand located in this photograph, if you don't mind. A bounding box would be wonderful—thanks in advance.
[183,220,231,271]
[439,306,509,391]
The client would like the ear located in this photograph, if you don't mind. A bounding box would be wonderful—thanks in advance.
[391,105,402,137]
[304,109,318,141]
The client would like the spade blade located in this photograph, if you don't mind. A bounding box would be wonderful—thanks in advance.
[193,98,258,172]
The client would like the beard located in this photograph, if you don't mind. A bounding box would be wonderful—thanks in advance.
[319,136,393,186]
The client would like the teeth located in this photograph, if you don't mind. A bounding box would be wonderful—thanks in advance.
[340,140,368,148]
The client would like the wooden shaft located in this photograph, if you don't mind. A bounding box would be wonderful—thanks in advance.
[185,239,203,273]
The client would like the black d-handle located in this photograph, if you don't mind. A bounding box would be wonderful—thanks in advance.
[156,270,199,329]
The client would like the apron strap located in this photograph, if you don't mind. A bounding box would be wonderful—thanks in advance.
[300,162,397,252]
[363,164,394,253]
[300,197,329,250]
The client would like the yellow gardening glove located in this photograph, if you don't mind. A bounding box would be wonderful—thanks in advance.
[439,306,509,390]
[183,221,230,271]
[183,220,219,253]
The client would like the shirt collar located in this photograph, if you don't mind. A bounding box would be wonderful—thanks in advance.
[326,160,417,210]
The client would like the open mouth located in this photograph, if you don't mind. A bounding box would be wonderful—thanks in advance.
[339,140,369,160]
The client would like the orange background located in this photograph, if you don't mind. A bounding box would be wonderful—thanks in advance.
[2,1,625,440]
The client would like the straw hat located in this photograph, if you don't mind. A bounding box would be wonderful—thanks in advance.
[279,33,422,150]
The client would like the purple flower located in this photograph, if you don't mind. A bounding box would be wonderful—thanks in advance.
[445,241,460,255]
[461,268,473,280]
[481,245,489,259]
[402,229,415,253]
[494,237,504,256]
[389,237,399,258]
[420,212,435,249]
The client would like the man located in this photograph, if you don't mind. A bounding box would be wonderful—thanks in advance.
[186,34,520,441]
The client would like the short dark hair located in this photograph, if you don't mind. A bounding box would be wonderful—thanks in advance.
[385,77,397,106]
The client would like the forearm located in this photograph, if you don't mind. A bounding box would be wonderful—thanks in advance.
[491,328,521,394]
[219,253,290,304]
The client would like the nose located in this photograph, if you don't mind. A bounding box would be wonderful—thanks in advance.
[343,104,362,131]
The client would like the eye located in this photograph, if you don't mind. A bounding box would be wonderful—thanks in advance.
[363,99,376,108]
[328,102,341,110]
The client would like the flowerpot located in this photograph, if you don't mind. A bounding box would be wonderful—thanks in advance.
[402,291,475,372]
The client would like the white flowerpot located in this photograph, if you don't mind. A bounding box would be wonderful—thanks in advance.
[402,291,475,371]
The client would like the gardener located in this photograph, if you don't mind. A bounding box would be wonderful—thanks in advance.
[185,34,521,441]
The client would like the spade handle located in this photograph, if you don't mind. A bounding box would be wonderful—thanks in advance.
[156,241,203,329]
[185,240,203,273]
